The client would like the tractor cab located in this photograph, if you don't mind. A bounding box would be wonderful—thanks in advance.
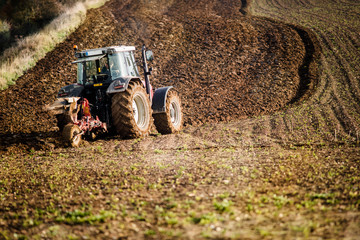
[72,46,140,86]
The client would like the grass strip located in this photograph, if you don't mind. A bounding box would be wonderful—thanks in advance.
[0,0,109,90]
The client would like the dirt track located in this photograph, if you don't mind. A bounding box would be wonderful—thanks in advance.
[1,0,360,239]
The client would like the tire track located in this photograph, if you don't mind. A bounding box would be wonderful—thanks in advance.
[314,29,360,112]
[250,0,360,144]
[330,96,358,139]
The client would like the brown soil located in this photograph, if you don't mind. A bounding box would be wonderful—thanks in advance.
[1,0,360,239]
[0,0,316,153]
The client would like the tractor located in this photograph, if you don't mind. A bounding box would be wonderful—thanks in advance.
[47,45,183,147]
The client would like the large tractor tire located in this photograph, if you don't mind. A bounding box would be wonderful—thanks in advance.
[62,124,82,147]
[153,90,183,134]
[111,81,152,138]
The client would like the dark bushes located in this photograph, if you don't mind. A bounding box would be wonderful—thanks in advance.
[0,0,80,51]
[0,20,11,52]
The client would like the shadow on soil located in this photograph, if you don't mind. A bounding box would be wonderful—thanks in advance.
[289,24,321,104]
[0,132,61,154]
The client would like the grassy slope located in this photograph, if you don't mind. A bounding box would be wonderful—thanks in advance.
[0,0,109,90]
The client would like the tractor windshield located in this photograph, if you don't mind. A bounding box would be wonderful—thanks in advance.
[76,56,109,85]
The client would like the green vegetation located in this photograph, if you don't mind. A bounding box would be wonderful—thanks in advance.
[56,209,115,224]
[0,141,359,239]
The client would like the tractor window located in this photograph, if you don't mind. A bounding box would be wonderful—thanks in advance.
[109,52,129,79]
[77,63,83,84]
[124,51,140,77]
[99,57,109,75]
[84,60,97,83]
[76,60,101,85]
[130,53,140,76]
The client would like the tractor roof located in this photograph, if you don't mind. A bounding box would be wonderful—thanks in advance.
[75,46,136,58]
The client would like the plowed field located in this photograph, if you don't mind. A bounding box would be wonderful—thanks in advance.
[0,0,359,239]
[0,0,311,142]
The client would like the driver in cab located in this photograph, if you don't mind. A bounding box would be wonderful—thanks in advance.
[101,63,110,75]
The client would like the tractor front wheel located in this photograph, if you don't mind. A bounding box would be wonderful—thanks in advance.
[153,90,183,134]
[63,124,82,147]
[111,81,152,138]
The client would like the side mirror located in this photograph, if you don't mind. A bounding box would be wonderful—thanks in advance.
[146,50,154,61]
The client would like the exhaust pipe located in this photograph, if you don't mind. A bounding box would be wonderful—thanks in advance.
[142,45,152,102]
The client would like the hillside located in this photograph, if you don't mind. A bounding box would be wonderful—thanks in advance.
[0,0,312,140]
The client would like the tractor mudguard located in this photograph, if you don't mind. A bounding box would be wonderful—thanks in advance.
[106,77,141,95]
[57,84,84,98]
[152,86,173,114]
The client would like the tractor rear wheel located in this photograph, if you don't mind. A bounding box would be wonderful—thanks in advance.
[153,90,183,134]
[62,124,82,147]
[111,81,152,138]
